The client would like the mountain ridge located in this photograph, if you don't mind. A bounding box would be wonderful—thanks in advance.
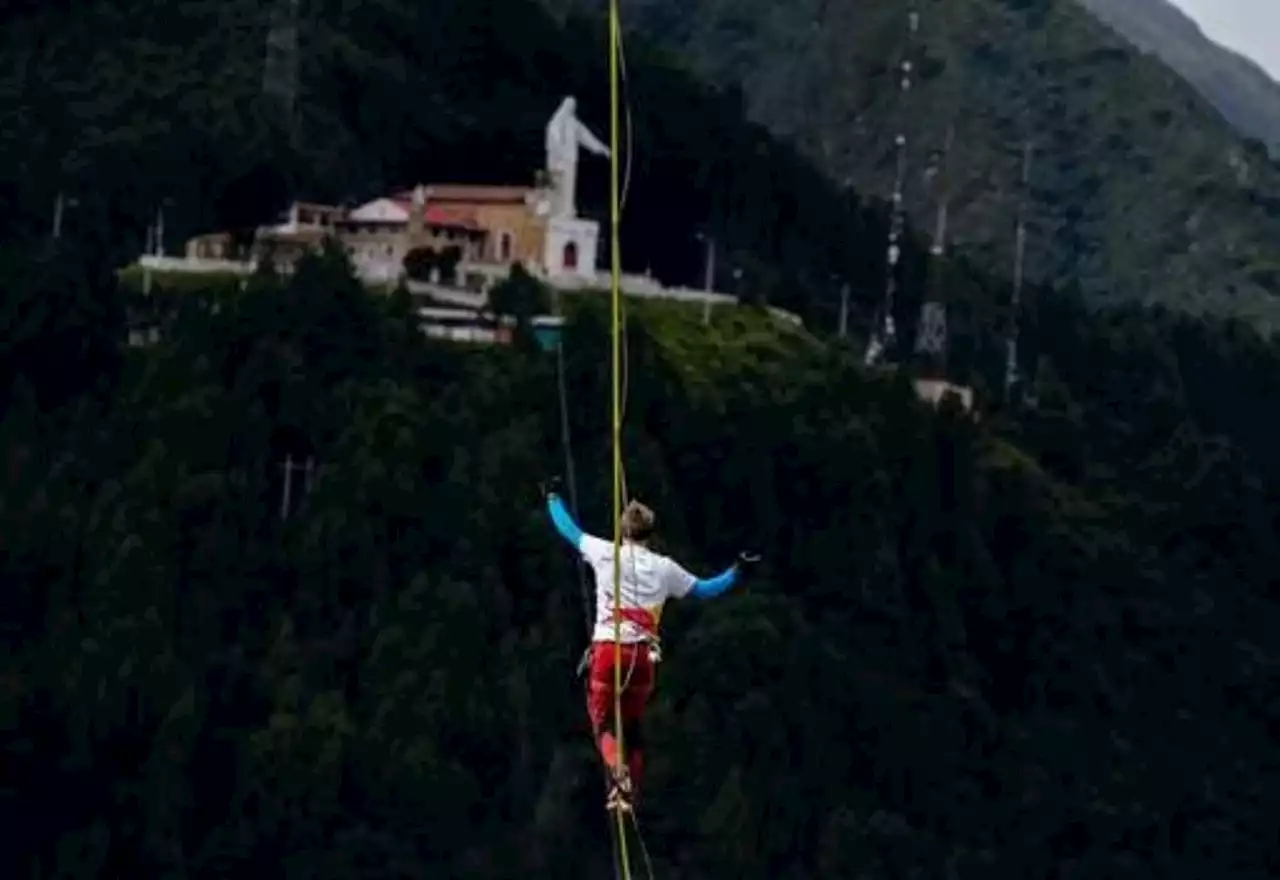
[545,0,1280,329]
[1075,0,1280,154]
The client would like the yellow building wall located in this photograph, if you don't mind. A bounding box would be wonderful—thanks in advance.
[461,202,547,269]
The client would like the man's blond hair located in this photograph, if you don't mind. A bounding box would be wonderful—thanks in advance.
[620,500,656,542]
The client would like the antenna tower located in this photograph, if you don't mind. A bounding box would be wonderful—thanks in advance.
[914,123,955,376]
[865,3,921,368]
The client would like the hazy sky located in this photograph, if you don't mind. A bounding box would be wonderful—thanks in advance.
[1169,0,1280,80]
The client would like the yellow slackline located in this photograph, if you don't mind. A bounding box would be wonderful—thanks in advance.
[606,0,632,877]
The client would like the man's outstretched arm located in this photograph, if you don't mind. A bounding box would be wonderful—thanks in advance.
[546,492,585,550]
[541,477,609,558]
[689,564,739,598]
[671,553,759,599]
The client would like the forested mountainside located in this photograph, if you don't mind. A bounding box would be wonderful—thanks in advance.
[1077,0,1280,154]
[5,239,1279,878]
[0,0,921,338]
[544,0,1280,328]
[0,0,1071,371]
[3,0,1279,876]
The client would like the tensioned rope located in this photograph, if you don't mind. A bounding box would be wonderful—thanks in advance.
[554,2,636,641]
[611,13,657,877]
[553,5,647,874]
[606,0,634,876]
[616,11,634,507]
[552,226,632,880]
[555,335,593,633]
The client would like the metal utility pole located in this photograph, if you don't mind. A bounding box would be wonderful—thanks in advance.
[279,454,316,519]
[280,454,294,520]
[51,192,78,241]
[702,234,716,293]
[695,231,717,325]
[143,198,172,294]
[154,202,167,257]
[838,282,850,338]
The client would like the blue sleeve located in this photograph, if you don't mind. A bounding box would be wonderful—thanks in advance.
[689,565,738,599]
[546,494,584,550]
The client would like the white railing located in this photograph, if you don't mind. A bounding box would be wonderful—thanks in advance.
[140,255,258,275]
[404,280,487,308]
[416,306,514,325]
[421,324,511,344]
[137,253,805,327]
[552,270,738,303]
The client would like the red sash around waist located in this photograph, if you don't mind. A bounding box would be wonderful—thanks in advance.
[610,607,658,639]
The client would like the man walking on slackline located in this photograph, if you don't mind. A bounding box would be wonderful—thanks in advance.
[542,478,757,813]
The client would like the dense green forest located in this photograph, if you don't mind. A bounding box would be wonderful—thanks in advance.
[5,237,1279,877]
[2,0,1279,877]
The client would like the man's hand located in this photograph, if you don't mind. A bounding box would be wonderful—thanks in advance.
[540,476,564,499]
[736,551,762,568]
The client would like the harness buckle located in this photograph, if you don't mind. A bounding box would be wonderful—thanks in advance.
[647,641,662,664]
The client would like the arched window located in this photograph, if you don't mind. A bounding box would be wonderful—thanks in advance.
[563,241,579,270]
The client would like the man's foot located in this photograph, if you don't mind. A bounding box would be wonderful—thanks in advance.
[606,784,633,813]
[605,763,633,813]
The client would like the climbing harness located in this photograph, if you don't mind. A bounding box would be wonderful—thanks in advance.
[574,593,663,678]
[615,605,663,664]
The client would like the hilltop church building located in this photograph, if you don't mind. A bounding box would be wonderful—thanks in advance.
[183,178,600,290]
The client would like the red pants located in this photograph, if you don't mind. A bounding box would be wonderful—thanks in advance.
[586,641,655,793]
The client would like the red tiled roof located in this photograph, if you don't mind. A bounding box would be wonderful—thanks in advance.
[378,195,483,231]
[424,204,482,231]
[429,184,532,204]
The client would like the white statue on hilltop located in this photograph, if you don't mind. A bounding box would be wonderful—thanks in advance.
[545,96,610,219]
